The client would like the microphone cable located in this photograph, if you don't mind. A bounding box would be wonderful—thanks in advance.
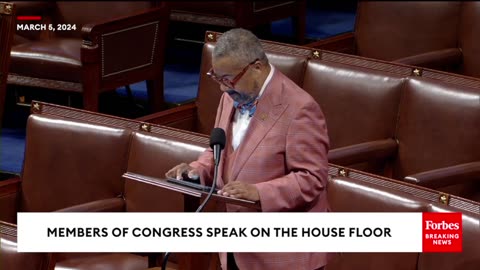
[162,128,225,270]
[161,164,218,270]
[161,165,219,270]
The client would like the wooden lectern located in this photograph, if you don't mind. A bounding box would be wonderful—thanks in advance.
[122,172,261,270]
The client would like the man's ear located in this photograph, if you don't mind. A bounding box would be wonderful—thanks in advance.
[253,61,263,71]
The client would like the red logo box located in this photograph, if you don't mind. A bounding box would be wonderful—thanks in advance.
[422,212,462,252]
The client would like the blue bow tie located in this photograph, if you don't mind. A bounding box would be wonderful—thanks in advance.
[233,98,259,117]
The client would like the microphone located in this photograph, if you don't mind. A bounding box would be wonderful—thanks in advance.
[210,128,226,166]
[162,128,226,270]
[192,127,225,212]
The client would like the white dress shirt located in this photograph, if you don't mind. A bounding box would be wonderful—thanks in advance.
[232,64,275,150]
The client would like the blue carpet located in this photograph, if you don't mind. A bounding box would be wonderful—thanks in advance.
[163,65,200,103]
[0,128,25,174]
[116,64,200,104]
[0,9,356,174]
[271,10,356,39]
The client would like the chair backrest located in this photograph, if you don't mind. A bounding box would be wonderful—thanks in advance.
[302,53,407,149]
[458,2,480,77]
[125,130,208,212]
[127,130,208,179]
[354,2,461,60]
[393,77,480,197]
[0,2,15,123]
[25,101,211,214]
[20,114,132,212]
[326,164,480,270]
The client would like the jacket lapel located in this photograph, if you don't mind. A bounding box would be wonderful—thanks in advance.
[230,70,288,181]
[209,94,235,187]
[218,94,235,132]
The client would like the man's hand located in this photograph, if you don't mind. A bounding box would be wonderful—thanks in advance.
[165,163,199,180]
[218,182,260,202]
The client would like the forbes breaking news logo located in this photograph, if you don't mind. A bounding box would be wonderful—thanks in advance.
[422,212,462,252]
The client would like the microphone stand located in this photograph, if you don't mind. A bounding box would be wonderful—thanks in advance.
[161,151,221,270]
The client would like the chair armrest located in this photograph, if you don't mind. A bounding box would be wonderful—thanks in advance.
[0,177,21,223]
[0,177,21,195]
[328,139,398,166]
[394,48,463,71]
[55,198,125,212]
[137,102,197,129]
[304,32,355,54]
[404,162,480,189]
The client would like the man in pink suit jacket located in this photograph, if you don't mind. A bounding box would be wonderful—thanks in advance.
[166,28,330,270]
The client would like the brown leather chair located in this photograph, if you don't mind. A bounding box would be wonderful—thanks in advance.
[302,57,404,174]
[8,1,169,112]
[458,2,480,78]
[306,2,465,73]
[314,65,480,201]
[48,128,212,269]
[124,130,212,269]
[0,108,153,269]
[0,113,132,224]
[394,77,480,201]
[0,2,15,123]
[169,1,307,44]
[23,103,212,269]
[14,100,209,212]
[326,165,480,270]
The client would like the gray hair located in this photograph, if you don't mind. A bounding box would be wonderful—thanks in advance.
[213,28,268,66]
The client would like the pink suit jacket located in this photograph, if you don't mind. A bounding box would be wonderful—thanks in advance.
[190,69,330,270]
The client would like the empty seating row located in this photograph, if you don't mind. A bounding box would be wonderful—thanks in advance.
[0,103,478,270]
[326,165,479,270]
[0,102,209,270]
[307,2,480,78]
[139,31,480,202]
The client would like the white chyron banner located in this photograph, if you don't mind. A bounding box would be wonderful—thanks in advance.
[17,212,423,252]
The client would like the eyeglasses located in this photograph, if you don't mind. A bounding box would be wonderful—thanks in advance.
[207,59,259,89]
